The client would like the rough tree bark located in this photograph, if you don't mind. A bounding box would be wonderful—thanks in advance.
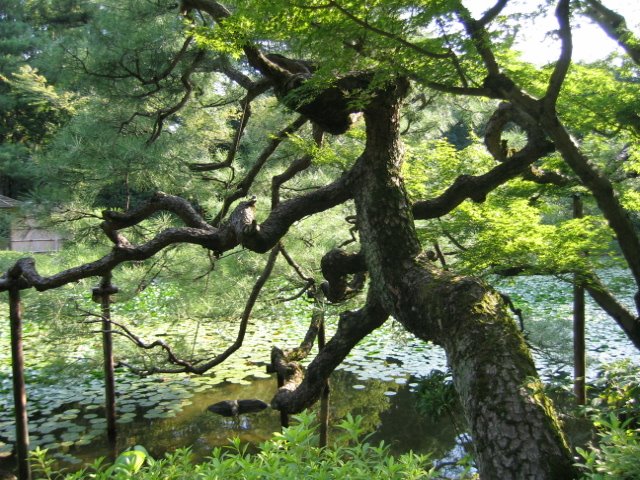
[265,78,576,479]
[348,80,575,479]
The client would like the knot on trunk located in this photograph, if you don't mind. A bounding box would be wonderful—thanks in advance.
[485,102,552,162]
[244,46,374,134]
[320,248,367,302]
[221,196,259,249]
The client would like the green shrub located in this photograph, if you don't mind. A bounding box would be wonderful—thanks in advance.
[576,361,640,479]
[31,413,442,479]
[576,414,640,480]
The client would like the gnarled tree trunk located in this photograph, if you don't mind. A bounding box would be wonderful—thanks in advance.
[351,79,575,479]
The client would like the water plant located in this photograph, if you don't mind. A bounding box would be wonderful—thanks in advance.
[414,370,459,422]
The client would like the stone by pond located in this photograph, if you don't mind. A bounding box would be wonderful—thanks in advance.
[0,268,638,473]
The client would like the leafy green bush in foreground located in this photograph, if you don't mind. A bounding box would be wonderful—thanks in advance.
[576,361,640,480]
[31,413,445,480]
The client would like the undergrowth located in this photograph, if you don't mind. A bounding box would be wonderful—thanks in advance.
[575,360,640,479]
[30,413,453,480]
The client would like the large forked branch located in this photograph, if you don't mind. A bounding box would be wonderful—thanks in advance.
[0,101,560,295]
[413,102,556,219]
[583,0,640,66]
[0,172,353,292]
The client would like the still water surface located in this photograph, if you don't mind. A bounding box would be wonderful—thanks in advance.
[0,271,638,474]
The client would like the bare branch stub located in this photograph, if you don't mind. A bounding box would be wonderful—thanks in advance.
[0,171,355,293]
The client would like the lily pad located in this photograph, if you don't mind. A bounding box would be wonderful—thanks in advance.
[43,442,62,451]
[155,411,177,419]
[61,431,82,443]
[67,425,87,433]
[76,436,93,446]
[38,423,60,434]
[58,413,79,421]
[227,378,251,386]
[42,434,56,444]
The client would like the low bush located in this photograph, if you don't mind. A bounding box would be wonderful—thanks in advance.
[576,361,640,479]
[31,413,443,479]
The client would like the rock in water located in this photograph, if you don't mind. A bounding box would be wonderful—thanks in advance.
[207,399,269,417]
[237,399,269,414]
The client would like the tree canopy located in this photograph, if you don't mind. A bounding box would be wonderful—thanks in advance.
[2,0,640,478]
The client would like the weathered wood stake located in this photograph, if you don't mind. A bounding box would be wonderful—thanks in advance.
[573,194,586,405]
[92,273,119,445]
[318,315,330,448]
[9,284,31,480]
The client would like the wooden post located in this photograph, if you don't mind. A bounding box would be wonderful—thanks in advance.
[92,273,119,446]
[318,315,330,448]
[573,194,586,405]
[9,284,31,480]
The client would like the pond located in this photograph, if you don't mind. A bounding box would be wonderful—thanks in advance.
[0,268,638,475]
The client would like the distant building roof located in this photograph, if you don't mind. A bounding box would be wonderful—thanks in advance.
[0,195,22,208]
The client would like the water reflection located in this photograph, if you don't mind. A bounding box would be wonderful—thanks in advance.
[2,268,639,476]
[0,370,459,473]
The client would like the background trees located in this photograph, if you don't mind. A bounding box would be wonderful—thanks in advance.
[1,0,640,478]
